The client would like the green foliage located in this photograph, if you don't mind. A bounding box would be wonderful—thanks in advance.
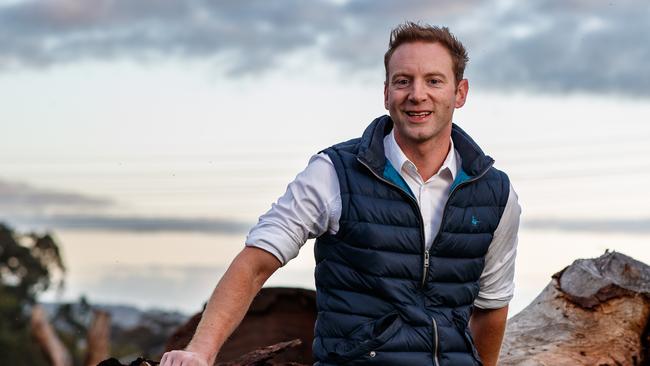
[0,285,51,366]
[0,331,50,365]
[0,223,66,305]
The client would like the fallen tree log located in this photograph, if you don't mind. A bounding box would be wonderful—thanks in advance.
[99,251,650,365]
[165,287,316,364]
[85,310,112,366]
[31,304,73,366]
[97,357,158,366]
[500,251,650,365]
[97,339,306,366]
[216,339,305,366]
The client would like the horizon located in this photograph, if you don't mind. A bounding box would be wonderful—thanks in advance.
[1,0,650,316]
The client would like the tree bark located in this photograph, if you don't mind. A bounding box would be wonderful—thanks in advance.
[500,251,650,365]
[85,310,111,366]
[31,304,73,366]
[97,340,305,366]
[216,339,305,366]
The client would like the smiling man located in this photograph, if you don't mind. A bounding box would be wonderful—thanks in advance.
[161,22,520,366]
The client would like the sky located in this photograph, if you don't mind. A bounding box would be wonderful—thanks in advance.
[1,0,650,315]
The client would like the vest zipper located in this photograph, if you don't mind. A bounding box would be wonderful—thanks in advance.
[357,158,494,288]
[423,251,430,281]
[356,158,428,285]
[358,157,493,366]
[358,156,494,366]
[423,161,494,287]
[432,316,440,366]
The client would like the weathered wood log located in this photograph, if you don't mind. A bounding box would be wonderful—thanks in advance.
[500,251,650,365]
[216,339,305,366]
[31,304,73,366]
[97,357,158,366]
[85,310,112,366]
[165,287,316,364]
[97,340,305,366]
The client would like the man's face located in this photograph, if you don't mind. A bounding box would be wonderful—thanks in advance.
[384,41,468,147]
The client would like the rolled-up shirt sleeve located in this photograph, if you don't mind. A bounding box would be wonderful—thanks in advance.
[245,153,340,265]
[474,183,521,309]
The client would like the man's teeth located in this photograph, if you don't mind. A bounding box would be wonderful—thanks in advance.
[406,112,431,116]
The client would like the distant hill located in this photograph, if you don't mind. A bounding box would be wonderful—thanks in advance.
[41,302,188,329]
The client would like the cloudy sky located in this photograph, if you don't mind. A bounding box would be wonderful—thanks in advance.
[2,0,649,93]
[1,0,649,313]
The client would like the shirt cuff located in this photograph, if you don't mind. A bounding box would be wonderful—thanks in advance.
[473,293,513,309]
[245,222,302,266]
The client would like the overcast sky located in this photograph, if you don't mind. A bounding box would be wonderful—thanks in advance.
[1,0,650,312]
[1,0,649,94]
[2,0,650,232]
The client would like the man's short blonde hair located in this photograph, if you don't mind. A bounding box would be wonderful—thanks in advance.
[384,22,469,85]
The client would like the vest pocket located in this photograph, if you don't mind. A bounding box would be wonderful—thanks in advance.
[326,311,402,364]
[462,328,484,366]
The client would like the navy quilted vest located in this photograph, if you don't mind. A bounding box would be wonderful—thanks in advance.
[312,115,510,366]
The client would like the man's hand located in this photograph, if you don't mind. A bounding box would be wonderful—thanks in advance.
[469,305,509,366]
[160,350,209,366]
[159,247,282,366]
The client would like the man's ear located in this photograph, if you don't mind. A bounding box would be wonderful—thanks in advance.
[455,79,469,108]
[384,81,389,110]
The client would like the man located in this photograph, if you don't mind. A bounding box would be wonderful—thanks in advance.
[161,22,519,366]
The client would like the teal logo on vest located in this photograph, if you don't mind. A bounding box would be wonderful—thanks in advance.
[471,216,480,226]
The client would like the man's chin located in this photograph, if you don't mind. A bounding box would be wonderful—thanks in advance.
[401,126,449,144]
[401,131,435,143]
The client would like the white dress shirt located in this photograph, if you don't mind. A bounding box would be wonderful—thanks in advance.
[246,130,520,309]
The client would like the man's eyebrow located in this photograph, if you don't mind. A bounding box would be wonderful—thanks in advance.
[390,71,448,81]
[390,72,411,81]
[424,72,447,79]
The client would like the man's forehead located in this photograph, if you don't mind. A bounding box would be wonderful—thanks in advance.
[387,42,454,76]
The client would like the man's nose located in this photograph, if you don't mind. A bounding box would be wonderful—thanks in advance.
[408,80,427,103]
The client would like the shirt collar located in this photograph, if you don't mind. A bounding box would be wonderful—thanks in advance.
[383,129,458,181]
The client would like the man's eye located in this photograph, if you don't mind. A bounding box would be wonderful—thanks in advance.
[394,79,409,86]
[429,79,441,85]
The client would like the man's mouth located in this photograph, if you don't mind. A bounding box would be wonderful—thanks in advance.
[405,111,432,117]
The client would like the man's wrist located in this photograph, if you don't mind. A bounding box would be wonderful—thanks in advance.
[185,341,217,364]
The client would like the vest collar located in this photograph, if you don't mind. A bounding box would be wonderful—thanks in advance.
[357,115,494,178]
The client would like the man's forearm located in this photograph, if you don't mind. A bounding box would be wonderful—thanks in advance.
[185,247,281,364]
[469,305,508,366]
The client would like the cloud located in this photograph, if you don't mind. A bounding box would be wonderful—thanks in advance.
[0,0,341,74]
[0,178,112,212]
[524,217,650,234]
[5,213,251,234]
[55,262,316,313]
[1,0,648,94]
[466,0,650,95]
[0,178,250,234]
[54,263,227,313]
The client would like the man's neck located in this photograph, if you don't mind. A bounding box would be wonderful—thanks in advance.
[394,130,452,182]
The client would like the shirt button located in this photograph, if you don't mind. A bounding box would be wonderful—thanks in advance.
[369,351,376,358]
